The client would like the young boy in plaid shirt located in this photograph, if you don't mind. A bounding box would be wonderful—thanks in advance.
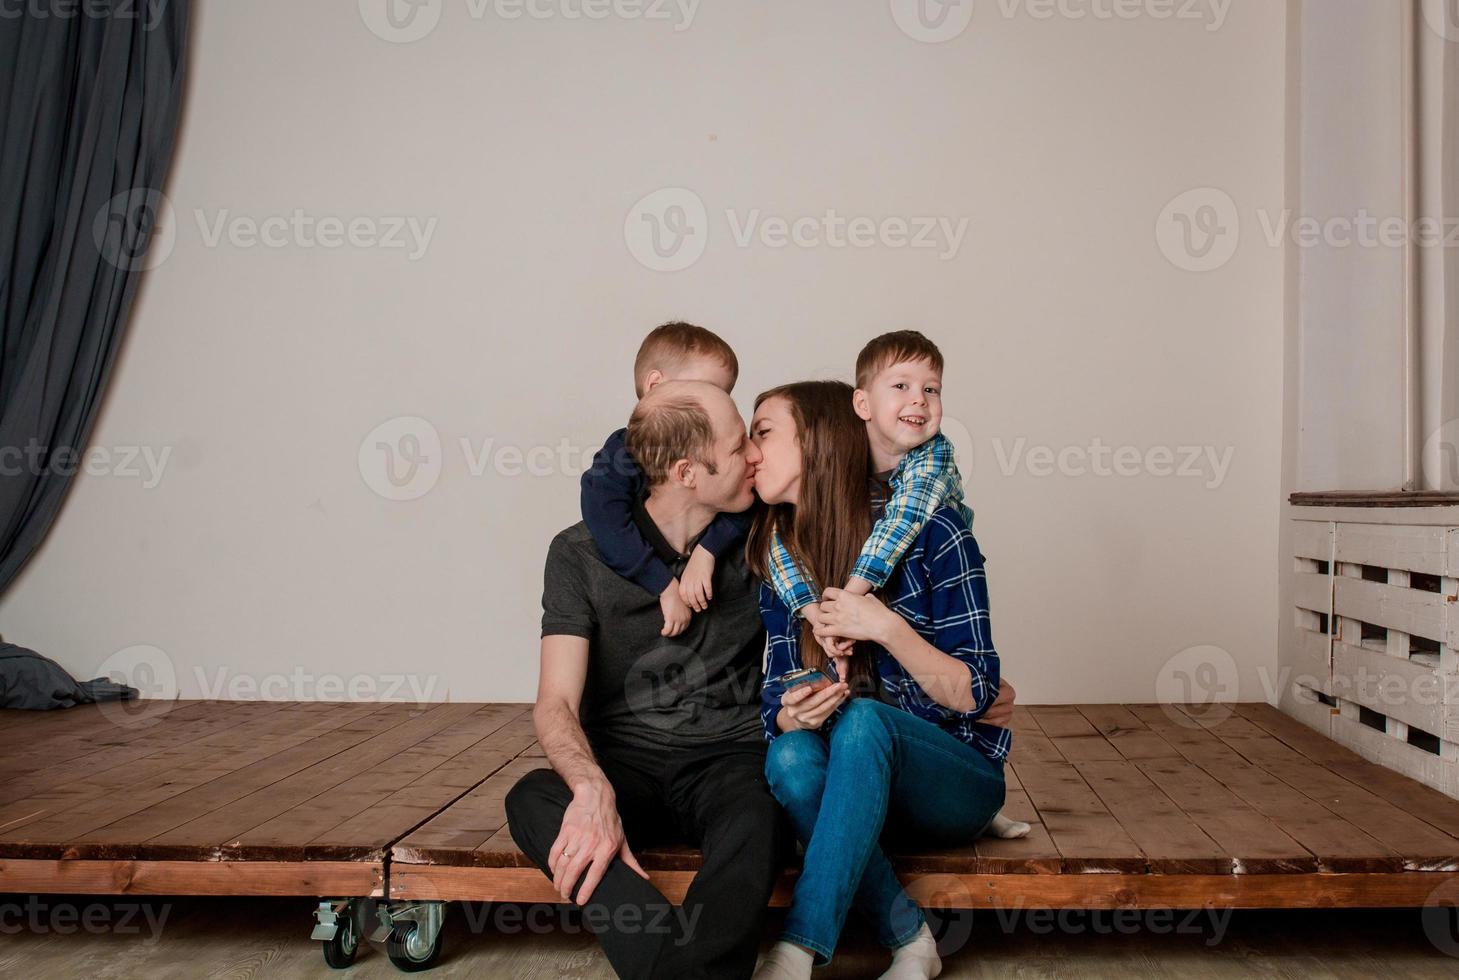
[767,331,970,633]
[765,331,1028,841]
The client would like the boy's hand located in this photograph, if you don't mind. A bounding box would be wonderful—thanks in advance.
[828,578,874,653]
[660,581,692,637]
[803,601,852,680]
[980,679,1017,729]
[679,545,715,612]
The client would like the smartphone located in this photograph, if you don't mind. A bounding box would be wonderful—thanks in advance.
[780,667,832,695]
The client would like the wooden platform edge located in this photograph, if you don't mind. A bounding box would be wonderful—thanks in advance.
[0,859,383,898]
[387,865,1459,909]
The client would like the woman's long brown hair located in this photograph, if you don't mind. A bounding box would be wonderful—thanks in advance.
[746,381,877,693]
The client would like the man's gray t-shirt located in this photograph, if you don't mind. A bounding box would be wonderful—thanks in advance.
[541,511,766,753]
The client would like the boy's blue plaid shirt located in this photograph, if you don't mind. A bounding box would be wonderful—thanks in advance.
[767,432,973,615]
[759,506,1010,763]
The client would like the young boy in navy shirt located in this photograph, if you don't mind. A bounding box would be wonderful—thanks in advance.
[580,322,750,636]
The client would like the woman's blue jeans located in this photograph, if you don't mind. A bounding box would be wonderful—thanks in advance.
[765,698,1006,965]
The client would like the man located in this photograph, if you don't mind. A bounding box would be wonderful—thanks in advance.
[506,381,788,979]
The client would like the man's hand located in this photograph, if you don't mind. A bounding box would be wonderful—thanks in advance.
[547,780,649,905]
[776,679,850,733]
[679,545,715,612]
[660,581,691,637]
[980,678,1016,729]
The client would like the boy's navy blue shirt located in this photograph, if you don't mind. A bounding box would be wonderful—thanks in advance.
[581,427,751,596]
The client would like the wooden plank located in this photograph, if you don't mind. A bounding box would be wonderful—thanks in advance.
[1334,576,1451,646]
[1074,704,1146,733]
[390,864,1459,908]
[0,702,377,842]
[1331,714,1459,802]
[285,707,535,860]
[1125,705,1406,872]
[1073,761,1230,874]
[1050,735,1123,762]
[1289,491,1459,509]
[0,700,234,778]
[1132,757,1317,873]
[1238,703,1459,839]
[1006,732,1064,764]
[0,858,381,897]
[1291,520,1333,560]
[444,757,1062,878]
[1008,705,1042,737]
[1010,761,1146,873]
[1201,712,1459,870]
[1027,706,1098,738]
[0,702,414,857]
[971,784,1062,874]
[392,757,545,866]
[1331,640,1458,740]
[219,706,528,857]
[0,701,286,824]
[140,703,487,855]
[1075,705,1181,760]
[1334,522,1450,576]
[1286,628,1332,696]
[1292,571,1332,614]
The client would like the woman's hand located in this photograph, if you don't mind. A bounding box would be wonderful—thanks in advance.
[776,679,849,732]
[814,588,900,646]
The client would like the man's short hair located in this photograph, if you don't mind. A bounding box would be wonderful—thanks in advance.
[854,330,944,390]
[633,321,739,398]
[626,390,719,486]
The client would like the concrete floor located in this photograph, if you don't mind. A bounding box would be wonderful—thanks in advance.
[2,895,1458,978]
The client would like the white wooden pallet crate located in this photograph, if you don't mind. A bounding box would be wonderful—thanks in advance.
[1283,505,1459,799]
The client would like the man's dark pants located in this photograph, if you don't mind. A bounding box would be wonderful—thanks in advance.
[506,738,790,980]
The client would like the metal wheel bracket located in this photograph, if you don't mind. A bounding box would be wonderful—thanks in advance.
[311,899,353,941]
[376,901,446,955]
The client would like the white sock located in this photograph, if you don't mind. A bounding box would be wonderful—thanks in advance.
[988,810,1031,839]
[753,940,814,980]
[879,922,942,979]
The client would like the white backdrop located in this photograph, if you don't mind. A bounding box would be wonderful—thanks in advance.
[0,0,1288,705]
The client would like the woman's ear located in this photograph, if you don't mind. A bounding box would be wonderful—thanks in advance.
[852,388,873,422]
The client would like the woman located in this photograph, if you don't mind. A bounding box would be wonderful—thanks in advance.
[746,381,1012,980]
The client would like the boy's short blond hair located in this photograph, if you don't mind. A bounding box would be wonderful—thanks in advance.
[633,321,739,398]
[854,330,944,390]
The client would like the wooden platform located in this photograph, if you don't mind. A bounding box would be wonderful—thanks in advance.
[4,700,1459,910]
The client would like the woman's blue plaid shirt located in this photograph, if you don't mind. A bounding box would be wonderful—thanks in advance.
[759,506,1011,764]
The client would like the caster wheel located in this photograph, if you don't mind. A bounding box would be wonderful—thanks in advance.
[321,904,360,969]
[386,921,443,972]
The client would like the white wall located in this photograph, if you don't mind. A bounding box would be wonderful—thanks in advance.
[1292,0,1408,492]
[1290,0,1459,494]
[0,0,1289,705]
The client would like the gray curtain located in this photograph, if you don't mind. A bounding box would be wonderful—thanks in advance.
[0,0,190,591]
